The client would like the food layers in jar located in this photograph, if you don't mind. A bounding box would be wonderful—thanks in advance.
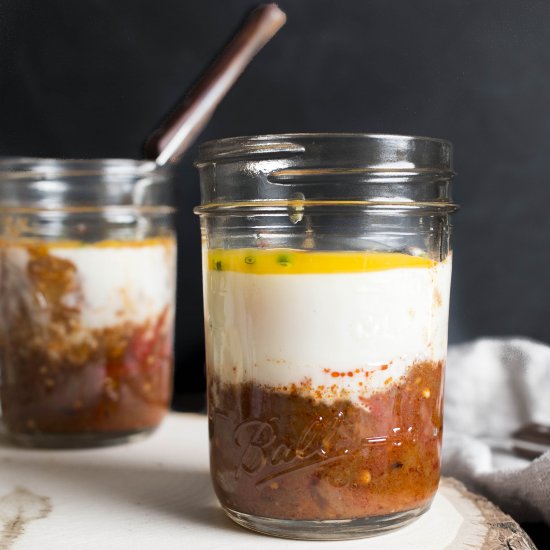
[204,248,451,520]
[0,237,176,440]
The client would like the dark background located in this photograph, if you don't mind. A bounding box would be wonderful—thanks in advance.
[2,0,550,398]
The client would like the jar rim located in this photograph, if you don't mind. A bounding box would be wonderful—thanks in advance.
[0,157,166,179]
[0,157,173,209]
[196,133,453,170]
[195,133,456,212]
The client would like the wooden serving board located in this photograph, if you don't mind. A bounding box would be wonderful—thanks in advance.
[0,414,535,549]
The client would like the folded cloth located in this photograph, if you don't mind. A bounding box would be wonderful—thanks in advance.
[442,337,550,524]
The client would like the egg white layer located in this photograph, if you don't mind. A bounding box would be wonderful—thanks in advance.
[3,240,176,328]
[204,255,451,401]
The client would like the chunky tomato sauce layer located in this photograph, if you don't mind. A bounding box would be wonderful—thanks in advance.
[0,244,172,436]
[209,361,443,520]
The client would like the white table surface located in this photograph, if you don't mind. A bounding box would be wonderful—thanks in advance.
[0,413,500,549]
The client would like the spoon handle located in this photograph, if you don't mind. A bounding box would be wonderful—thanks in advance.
[148,4,286,166]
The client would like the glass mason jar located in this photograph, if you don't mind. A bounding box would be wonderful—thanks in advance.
[195,134,457,540]
[0,158,176,448]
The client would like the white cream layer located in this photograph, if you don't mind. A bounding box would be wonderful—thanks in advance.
[3,241,176,328]
[205,256,451,400]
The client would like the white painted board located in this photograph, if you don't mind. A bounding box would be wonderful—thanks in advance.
[0,414,533,549]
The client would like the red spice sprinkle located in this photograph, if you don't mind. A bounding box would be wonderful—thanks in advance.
[365,371,370,378]
[355,368,360,374]
[347,371,353,377]
[381,365,388,371]
[331,372,340,378]
[323,368,330,374]
[340,372,346,377]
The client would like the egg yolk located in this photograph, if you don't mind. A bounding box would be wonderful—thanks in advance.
[207,248,436,274]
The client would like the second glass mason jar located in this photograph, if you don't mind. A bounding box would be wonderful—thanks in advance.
[195,134,457,540]
[0,158,176,448]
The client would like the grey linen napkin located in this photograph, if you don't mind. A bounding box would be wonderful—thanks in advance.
[442,337,550,524]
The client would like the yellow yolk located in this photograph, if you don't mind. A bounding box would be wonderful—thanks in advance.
[208,248,436,274]
[0,237,174,250]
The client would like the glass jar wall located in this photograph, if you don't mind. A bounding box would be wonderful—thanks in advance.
[0,159,176,448]
[195,134,457,539]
